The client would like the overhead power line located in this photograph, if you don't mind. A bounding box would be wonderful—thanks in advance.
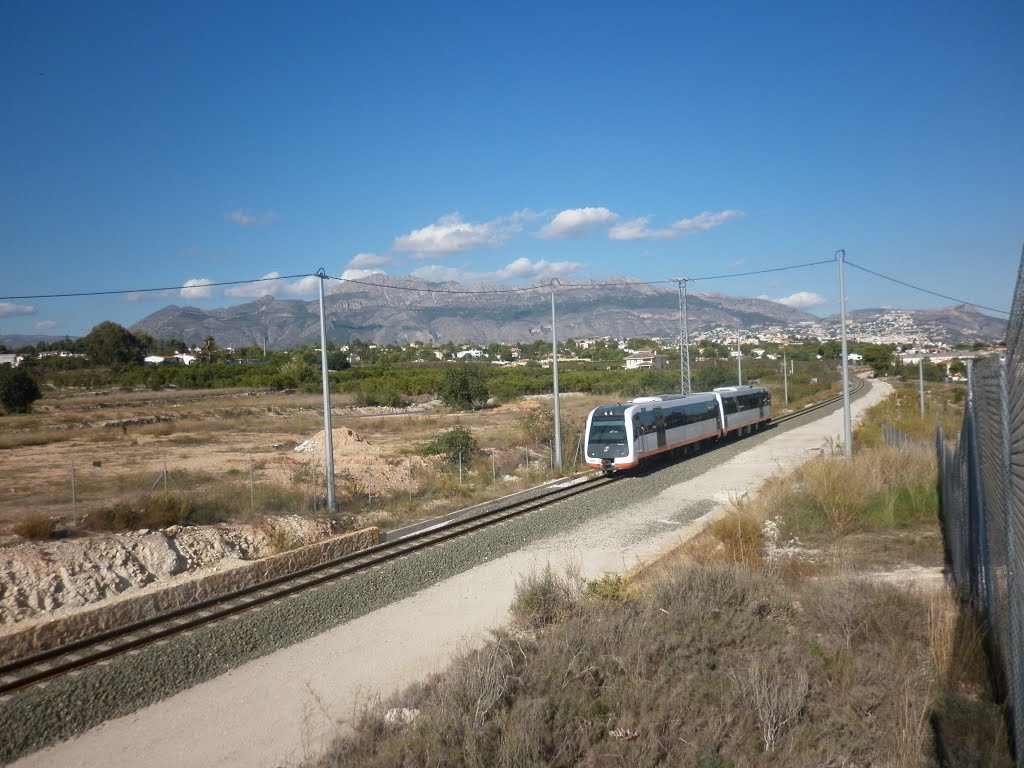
[0,273,315,301]
[0,258,1009,316]
[845,260,1010,316]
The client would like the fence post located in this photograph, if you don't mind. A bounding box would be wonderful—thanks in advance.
[70,460,77,526]
[998,354,1024,758]
[249,453,255,516]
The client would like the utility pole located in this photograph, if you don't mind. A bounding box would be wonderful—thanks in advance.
[317,269,336,510]
[551,280,562,470]
[783,350,789,405]
[736,332,742,385]
[918,357,925,417]
[836,250,852,459]
[674,278,691,394]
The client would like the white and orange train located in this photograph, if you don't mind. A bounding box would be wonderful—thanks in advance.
[584,385,772,473]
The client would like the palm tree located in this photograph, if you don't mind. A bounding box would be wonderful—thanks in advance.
[203,336,217,363]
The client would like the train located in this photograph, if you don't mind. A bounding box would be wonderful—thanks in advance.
[583,385,772,473]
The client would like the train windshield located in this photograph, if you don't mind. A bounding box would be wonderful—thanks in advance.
[588,414,628,445]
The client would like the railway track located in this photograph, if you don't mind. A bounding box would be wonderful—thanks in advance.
[771,375,865,426]
[0,473,616,699]
[0,377,866,700]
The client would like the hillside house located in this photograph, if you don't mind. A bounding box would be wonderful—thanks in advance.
[0,354,25,367]
[624,350,668,370]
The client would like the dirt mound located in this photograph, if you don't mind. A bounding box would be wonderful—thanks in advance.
[288,425,429,496]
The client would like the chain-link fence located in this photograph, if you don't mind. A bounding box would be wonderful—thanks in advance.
[936,245,1023,763]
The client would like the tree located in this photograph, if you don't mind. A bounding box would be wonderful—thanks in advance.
[0,368,42,413]
[438,365,489,410]
[202,336,217,363]
[80,321,146,370]
[858,344,895,375]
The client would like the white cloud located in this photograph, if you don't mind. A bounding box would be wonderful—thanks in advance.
[280,275,322,296]
[224,272,283,298]
[495,258,584,281]
[609,209,744,241]
[609,216,677,241]
[770,291,828,309]
[347,252,390,269]
[181,278,215,299]
[393,212,525,257]
[0,302,35,317]
[538,207,618,239]
[340,269,386,281]
[411,258,583,285]
[672,209,744,234]
[222,272,325,298]
[35,320,58,330]
[223,209,279,227]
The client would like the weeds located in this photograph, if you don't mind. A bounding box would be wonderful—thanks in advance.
[11,513,56,540]
[509,562,585,630]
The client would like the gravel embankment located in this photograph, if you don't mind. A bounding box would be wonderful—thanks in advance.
[1,386,874,766]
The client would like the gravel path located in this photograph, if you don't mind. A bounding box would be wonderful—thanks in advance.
[9,380,891,768]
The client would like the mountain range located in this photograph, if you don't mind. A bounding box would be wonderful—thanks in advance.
[129,276,1006,349]
[1,276,1008,351]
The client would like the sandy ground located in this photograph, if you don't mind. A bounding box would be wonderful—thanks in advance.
[14,381,896,768]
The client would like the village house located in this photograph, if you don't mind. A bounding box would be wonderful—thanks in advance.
[623,350,668,370]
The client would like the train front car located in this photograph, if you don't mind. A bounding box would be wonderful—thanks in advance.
[585,393,724,473]
[584,404,634,473]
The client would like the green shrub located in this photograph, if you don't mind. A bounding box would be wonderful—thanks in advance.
[418,426,478,466]
[0,368,43,414]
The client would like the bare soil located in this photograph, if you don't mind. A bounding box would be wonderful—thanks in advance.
[0,387,607,629]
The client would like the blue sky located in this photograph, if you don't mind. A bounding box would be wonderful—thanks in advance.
[1,1,1021,338]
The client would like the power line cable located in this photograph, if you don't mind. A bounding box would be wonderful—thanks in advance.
[845,259,1009,316]
[0,273,316,301]
[327,258,837,294]
[0,258,1009,318]
[685,258,835,282]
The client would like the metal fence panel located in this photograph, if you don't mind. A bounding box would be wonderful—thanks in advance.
[937,244,1022,763]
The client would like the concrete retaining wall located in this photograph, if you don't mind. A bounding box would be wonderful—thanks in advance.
[1,527,379,664]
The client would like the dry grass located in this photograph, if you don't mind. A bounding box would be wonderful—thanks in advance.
[10,513,57,540]
[309,386,1012,767]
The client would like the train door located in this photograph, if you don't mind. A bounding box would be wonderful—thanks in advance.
[637,409,657,455]
[654,407,667,448]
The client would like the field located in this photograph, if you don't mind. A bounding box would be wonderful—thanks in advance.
[0,386,612,543]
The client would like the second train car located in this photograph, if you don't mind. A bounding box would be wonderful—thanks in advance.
[584,385,771,473]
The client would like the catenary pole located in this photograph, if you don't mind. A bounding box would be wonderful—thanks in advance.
[675,278,692,395]
[551,280,562,469]
[836,250,852,458]
[317,269,336,510]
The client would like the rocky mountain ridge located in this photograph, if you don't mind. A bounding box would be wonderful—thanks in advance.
[2,277,1008,350]
[129,276,825,349]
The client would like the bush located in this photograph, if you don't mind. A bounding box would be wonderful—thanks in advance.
[438,365,489,410]
[418,426,478,466]
[12,513,56,540]
[0,367,42,413]
[509,562,585,629]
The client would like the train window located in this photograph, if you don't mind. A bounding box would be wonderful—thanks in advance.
[588,415,627,445]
